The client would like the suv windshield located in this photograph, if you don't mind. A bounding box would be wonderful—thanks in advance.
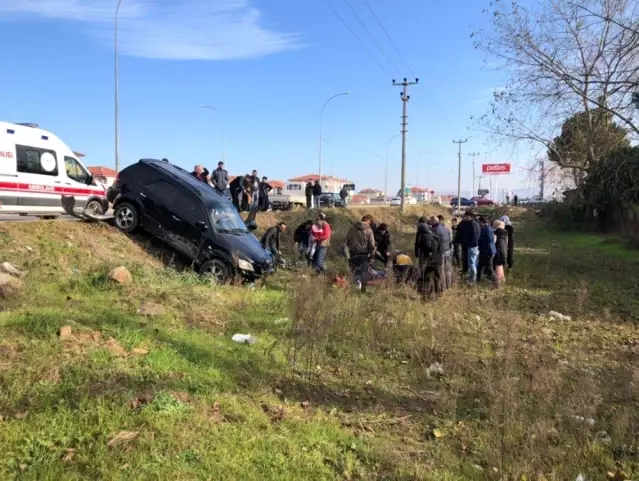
[210,203,247,233]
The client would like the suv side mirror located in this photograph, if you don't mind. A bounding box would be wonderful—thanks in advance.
[195,220,208,232]
[86,174,94,186]
[245,220,257,231]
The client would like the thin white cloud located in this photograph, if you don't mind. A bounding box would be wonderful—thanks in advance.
[0,0,303,60]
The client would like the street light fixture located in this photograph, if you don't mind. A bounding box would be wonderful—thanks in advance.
[114,0,124,173]
[319,92,350,183]
[198,105,227,164]
[385,133,401,204]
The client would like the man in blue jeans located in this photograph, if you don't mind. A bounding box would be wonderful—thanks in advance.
[462,211,481,284]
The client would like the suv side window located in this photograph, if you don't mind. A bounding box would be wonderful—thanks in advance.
[145,180,206,223]
[64,156,91,184]
[16,145,58,176]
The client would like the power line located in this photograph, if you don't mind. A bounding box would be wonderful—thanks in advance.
[362,0,417,78]
[341,0,403,76]
[325,1,394,80]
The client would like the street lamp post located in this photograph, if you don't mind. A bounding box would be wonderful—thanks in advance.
[114,0,123,173]
[198,105,226,164]
[319,92,350,184]
[385,133,401,204]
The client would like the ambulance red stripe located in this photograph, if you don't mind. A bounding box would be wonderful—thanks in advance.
[0,181,105,197]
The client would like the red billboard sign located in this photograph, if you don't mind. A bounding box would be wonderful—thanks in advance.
[482,163,511,175]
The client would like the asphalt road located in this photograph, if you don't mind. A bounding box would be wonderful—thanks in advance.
[0,215,78,223]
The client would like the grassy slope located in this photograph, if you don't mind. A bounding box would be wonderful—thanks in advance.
[0,209,637,481]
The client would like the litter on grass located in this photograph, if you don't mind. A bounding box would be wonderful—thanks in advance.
[549,311,572,321]
[232,334,257,345]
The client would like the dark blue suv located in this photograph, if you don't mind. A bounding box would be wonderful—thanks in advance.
[109,159,273,283]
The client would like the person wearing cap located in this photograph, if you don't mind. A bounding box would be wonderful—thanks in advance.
[311,212,331,273]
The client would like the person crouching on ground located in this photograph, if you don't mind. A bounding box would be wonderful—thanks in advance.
[477,216,497,286]
[311,213,331,273]
[293,220,313,265]
[345,215,376,292]
[261,222,287,266]
[374,223,391,265]
[492,219,508,285]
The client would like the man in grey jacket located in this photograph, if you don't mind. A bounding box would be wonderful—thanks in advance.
[212,162,228,194]
[430,216,453,289]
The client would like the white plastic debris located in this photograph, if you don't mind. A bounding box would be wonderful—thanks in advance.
[427,362,444,377]
[549,311,572,321]
[0,262,25,278]
[576,474,588,481]
[594,430,612,445]
[231,334,257,345]
[572,415,596,427]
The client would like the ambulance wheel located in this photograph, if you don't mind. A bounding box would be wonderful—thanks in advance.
[85,200,104,216]
[114,203,139,233]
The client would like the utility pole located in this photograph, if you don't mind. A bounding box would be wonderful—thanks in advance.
[393,77,418,213]
[468,152,480,196]
[453,139,468,212]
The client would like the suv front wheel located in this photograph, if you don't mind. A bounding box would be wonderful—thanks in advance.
[113,202,139,233]
[199,259,232,284]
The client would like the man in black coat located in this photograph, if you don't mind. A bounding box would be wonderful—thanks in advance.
[293,220,313,265]
[312,181,322,208]
[229,175,244,211]
[415,217,443,298]
[258,177,272,212]
[305,182,313,209]
[261,222,287,265]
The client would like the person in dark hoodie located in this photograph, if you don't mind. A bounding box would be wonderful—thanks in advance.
[229,174,244,211]
[305,182,313,209]
[261,222,287,265]
[477,216,497,285]
[345,215,376,292]
[458,211,481,284]
[415,217,443,298]
[374,223,391,264]
[212,162,228,194]
[258,177,273,212]
[293,220,313,265]
[499,215,514,269]
[312,180,322,208]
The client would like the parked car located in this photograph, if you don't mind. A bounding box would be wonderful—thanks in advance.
[390,196,417,206]
[471,196,496,206]
[319,193,346,208]
[269,181,306,210]
[109,158,273,283]
[450,197,478,207]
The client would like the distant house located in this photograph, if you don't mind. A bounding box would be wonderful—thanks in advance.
[358,188,383,199]
[288,174,354,194]
[409,186,433,203]
[87,166,117,187]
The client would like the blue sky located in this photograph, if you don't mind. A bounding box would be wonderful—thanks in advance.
[0,0,538,198]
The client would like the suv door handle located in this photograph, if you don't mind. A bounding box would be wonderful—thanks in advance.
[172,215,181,222]
[139,193,147,198]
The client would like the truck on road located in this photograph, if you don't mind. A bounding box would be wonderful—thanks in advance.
[269,181,306,210]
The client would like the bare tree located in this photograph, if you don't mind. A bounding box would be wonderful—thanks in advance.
[473,0,639,178]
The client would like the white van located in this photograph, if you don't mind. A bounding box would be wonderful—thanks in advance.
[0,121,108,218]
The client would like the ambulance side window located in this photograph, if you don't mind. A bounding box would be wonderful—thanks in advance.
[16,145,58,176]
[64,157,91,185]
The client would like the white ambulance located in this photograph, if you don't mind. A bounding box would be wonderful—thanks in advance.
[0,121,108,218]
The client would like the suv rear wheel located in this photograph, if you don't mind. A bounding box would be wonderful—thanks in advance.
[199,259,232,284]
[113,203,139,233]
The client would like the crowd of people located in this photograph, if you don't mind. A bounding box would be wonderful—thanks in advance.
[259,208,515,298]
[191,163,274,212]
